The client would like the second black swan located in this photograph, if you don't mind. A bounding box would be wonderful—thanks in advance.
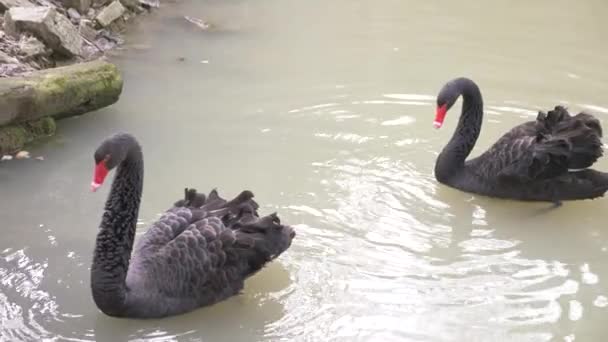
[90,133,295,318]
[433,77,608,203]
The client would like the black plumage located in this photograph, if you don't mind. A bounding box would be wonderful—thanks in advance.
[434,77,608,202]
[90,133,295,318]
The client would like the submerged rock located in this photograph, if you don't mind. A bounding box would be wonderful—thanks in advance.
[4,6,83,57]
[0,117,56,154]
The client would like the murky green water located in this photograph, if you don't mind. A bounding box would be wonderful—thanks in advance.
[1,0,608,341]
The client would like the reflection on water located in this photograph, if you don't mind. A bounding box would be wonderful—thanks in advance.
[0,248,55,341]
[1,0,608,341]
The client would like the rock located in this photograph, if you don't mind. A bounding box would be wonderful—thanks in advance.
[92,0,110,7]
[0,62,32,77]
[15,150,29,159]
[0,50,19,63]
[67,7,81,22]
[0,0,33,12]
[19,35,47,58]
[0,60,122,125]
[95,0,124,27]
[139,0,158,8]
[80,43,101,59]
[65,0,90,14]
[0,117,55,154]
[93,36,114,51]
[118,0,138,9]
[4,6,83,57]
[78,19,97,41]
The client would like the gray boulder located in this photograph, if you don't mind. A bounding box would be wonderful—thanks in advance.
[95,0,124,27]
[67,7,81,22]
[65,0,90,14]
[78,19,97,41]
[0,0,33,12]
[19,35,47,58]
[0,50,19,63]
[4,6,83,57]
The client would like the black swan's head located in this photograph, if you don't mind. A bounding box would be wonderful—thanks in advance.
[435,77,470,129]
[91,133,138,192]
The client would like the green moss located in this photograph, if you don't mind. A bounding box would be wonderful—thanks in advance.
[26,116,56,136]
[33,61,123,119]
[0,126,28,154]
[0,117,57,154]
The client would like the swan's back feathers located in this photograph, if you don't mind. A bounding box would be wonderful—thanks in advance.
[536,106,603,169]
[127,188,294,317]
[474,106,604,183]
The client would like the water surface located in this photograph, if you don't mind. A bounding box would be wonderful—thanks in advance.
[1,0,608,341]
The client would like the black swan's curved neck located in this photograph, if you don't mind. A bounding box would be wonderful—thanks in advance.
[91,135,143,316]
[435,78,484,182]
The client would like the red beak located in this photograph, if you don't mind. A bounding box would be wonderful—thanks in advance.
[91,161,109,192]
[434,104,448,129]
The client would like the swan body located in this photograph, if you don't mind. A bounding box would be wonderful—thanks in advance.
[90,133,295,318]
[434,78,608,202]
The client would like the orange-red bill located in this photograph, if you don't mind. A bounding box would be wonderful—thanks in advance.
[434,104,448,129]
[91,161,109,192]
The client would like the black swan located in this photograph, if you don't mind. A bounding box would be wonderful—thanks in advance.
[433,77,608,203]
[89,133,295,318]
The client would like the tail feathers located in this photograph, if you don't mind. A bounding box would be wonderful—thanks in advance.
[231,212,293,277]
[558,170,608,200]
[173,188,294,278]
[173,188,206,208]
[175,188,261,227]
[536,106,604,170]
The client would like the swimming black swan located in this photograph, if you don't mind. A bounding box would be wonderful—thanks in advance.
[433,77,608,203]
[89,133,295,318]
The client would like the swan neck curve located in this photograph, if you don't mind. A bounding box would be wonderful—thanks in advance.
[91,136,143,316]
[435,79,484,182]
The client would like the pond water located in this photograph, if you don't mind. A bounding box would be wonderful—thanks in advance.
[1,0,608,341]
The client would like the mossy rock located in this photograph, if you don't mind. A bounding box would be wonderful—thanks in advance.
[0,60,123,125]
[0,117,56,154]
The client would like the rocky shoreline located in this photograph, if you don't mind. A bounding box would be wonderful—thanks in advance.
[0,0,158,77]
[0,0,159,155]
